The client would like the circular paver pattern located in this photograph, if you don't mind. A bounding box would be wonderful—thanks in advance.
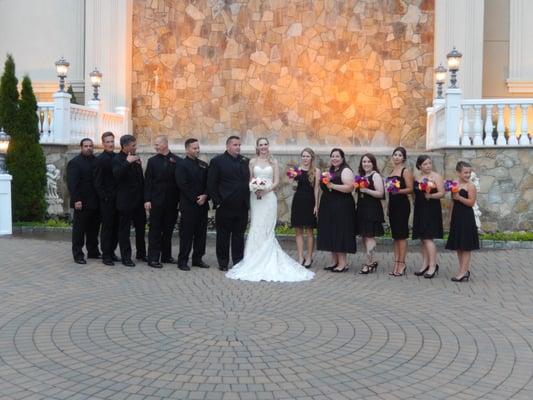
[1,238,533,400]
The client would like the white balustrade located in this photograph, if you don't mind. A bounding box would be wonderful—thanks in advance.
[37,98,127,145]
[428,96,533,149]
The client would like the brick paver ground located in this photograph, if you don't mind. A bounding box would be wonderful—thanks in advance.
[1,235,532,400]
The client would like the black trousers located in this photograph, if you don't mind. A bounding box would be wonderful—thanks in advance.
[177,205,208,266]
[72,208,100,260]
[118,206,146,261]
[147,204,178,262]
[215,206,248,267]
[99,200,119,261]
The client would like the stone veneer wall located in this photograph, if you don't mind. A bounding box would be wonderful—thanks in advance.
[132,0,434,148]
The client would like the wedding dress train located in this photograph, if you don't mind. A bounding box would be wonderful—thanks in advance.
[226,165,315,282]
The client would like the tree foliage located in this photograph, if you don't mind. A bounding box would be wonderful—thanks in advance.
[0,54,19,134]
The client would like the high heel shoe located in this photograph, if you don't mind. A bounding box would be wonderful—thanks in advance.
[451,271,470,282]
[359,262,377,274]
[424,264,439,279]
[368,261,378,273]
[332,265,349,273]
[304,259,313,269]
[391,261,407,277]
[324,264,337,271]
[414,265,429,276]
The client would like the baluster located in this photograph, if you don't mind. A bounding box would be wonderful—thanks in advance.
[484,104,494,146]
[508,104,518,145]
[519,105,529,145]
[473,105,483,145]
[47,108,53,136]
[462,105,472,146]
[496,105,506,145]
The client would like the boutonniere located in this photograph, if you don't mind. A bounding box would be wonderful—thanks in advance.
[240,156,249,163]
[169,157,176,164]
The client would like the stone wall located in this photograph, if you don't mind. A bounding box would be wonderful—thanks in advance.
[132,0,434,148]
[443,148,532,232]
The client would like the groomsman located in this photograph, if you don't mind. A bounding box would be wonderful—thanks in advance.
[207,135,250,271]
[67,138,100,264]
[112,134,146,267]
[144,135,180,268]
[175,138,210,271]
[94,131,120,266]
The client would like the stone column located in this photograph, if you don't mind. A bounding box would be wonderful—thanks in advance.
[52,91,72,144]
[85,0,133,124]
[507,0,533,93]
[0,174,12,235]
[435,0,485,98]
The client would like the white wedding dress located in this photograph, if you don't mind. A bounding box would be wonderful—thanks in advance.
[226,165,315,282]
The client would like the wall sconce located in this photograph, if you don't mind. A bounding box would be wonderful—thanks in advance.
[89,68,103,101]
[0,128,11,174]
[55,57,70,92]
[446,47,462,88]
[434,64,447,99]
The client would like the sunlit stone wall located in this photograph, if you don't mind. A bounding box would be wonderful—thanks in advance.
[132,0,434,147]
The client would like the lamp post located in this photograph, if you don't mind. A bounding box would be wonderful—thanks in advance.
[446,47,462,88]
[434,64,447,99]
[0,127,11,174]
[55,56,70,92]
[89,68,103,101]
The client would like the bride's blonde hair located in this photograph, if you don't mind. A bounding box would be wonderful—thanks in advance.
[301,147,316,185]
[255,137,274,164]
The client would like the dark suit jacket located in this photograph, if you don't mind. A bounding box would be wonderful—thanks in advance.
[94,150,117,203]
[144,152,180,208]
[207,151,250,210]
[112,151,144,211]
[67,153,99,210]
[175,156,209,211]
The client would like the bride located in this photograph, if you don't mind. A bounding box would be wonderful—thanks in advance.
[226,138,315,282]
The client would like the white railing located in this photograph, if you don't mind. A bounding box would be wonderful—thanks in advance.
[38,93,128,145]
[426,89,533,149]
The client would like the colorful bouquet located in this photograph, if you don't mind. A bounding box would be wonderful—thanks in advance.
[286,165,302,179]
[417,177,436,193]
[385,177,401,193]
[354,175,369,189]
[444,179,459,193]
[321,171,333,185]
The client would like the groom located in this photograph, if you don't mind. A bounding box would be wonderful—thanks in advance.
[207,136,250,271]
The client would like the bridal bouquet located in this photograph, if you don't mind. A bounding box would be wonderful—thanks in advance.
[286,165,302,179]
[250,177,270,199]
[353,175,369,190]
[417,177,436,193]
[444,179,459,193]
[385,177,401,193]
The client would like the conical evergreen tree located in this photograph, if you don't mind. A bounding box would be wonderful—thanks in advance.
[67,84,78,104]
[0,54,19,134]
[5,75,46,221]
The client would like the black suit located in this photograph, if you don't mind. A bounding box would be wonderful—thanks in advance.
[67,153,100,260]
[175,156,209,267]
[112,151,146,262]
[144,152,180,262]
[207,151,250,267]
[94,150,119,262]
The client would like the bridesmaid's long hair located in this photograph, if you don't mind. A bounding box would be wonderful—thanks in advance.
[329,148,350,176]
[301,147,316,185]
[358,153,380,176]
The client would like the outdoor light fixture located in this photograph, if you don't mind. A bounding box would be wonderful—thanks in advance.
[55,56,70,92]
[446,47,462,88]
[434,64,447,99]
[89,68,103,101]
[0,128,11,174]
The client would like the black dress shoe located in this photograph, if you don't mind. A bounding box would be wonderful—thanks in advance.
[74,258,87,265]
[178,264,191,271]
[111,254,121,262]
[136,256,148,262]
[161,257,175,263]
[148,261,163,268]
[219,266,228,272]
[122,259,135,267]
[192,260,210,269]
[102,259,115,266]
[87,254,101,259]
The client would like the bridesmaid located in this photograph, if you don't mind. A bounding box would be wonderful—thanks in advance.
[412,155,445,279]
[290,148,320,268]
[317,148,356,272]
[445,161,480,282]
[387,147,414,276]
[355,153,385,274]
